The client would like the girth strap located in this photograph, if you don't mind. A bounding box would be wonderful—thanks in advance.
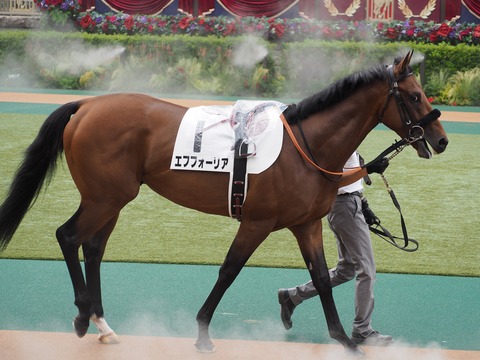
[230,141,248,221]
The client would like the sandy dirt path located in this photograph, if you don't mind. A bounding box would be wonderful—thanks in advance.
[1,330,479,360]
[0,92,478,123]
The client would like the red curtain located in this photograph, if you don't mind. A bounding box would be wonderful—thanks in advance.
[446,0,461,20]
[178,0,215,16]
[217,0,298,17]
[462,0,480,18]
[102,0,173,15]
[80,0,96,11]
[299,0,315,18]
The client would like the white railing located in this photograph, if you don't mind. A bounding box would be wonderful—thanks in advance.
[0,0,37,14]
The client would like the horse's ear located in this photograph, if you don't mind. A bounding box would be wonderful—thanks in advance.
[397,50,414,75]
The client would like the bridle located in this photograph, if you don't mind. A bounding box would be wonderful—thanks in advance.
[281,61,443,252]
[365,64,442,167]
[281,63,442,178]
[377,64,441,147]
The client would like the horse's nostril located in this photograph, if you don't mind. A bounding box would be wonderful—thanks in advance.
[439,137,449,150]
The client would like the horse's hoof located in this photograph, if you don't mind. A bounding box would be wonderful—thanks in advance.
[98,331,120,345]
[194,339,216,353]
[73,316,89,338]
[346,346,365,358]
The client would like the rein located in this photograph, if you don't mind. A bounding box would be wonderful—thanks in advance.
[279,114,363,179]
[368,173,419,252]
[280,63,442,252]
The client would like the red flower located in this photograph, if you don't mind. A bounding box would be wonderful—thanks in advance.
[179,17,190,30]
[427,97,435,103]
[429,33,438,42]
[436,23,452,37]
[198,18,205,26]
[458,28,471,40]
[377,22,384,31]
[224,22,236,36]
[385,27,397,39]
[274,23,285,38]
[406,29,414,37]
[124,15,134,30]
[79,14,92,29]
[474,25,480,38]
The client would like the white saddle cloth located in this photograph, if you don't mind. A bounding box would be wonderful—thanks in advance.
[170,100,286,174]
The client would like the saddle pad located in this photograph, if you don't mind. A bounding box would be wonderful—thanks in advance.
[170,101,285,174]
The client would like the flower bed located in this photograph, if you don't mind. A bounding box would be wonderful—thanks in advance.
[75,14,480,45]
[33,0,480,45]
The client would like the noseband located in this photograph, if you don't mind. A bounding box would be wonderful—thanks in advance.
[378,65,440,142]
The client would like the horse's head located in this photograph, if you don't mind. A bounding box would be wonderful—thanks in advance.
[380,51,448,158]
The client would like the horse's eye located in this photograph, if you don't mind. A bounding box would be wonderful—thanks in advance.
[410,94,420,102]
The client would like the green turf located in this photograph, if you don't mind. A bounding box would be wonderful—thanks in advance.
[0,113,479,277]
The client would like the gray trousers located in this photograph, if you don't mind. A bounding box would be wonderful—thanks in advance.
[288,193,376,335]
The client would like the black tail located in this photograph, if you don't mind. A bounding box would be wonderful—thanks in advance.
[0,101,81,250]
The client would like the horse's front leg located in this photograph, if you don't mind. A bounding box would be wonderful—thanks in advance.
[195,222,271,352]
[290,220,363,357]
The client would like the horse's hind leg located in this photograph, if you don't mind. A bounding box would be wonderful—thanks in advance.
[290,220,363,356]
[56,203,121,342]
[56,208,90,337]
[83,215,120,344]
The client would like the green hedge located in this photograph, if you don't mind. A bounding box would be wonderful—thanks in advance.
[1,30,479,102]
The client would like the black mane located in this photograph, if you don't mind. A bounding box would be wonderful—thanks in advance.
[283,64,388,124]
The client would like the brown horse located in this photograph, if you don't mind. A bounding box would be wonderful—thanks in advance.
[0,52,447,355]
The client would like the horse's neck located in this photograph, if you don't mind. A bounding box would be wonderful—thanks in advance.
[304,90,384,170]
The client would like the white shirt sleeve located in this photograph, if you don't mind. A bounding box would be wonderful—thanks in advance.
[337,151,364,195]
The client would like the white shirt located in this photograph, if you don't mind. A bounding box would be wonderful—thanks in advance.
[337,151,364,195]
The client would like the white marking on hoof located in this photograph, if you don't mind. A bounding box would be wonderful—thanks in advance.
[98,331,120,344]
[91,315,120,344]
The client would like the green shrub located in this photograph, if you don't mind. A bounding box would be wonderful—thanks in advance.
[444,68,480,106]
[424,69,450,98]
[1,30,479,102]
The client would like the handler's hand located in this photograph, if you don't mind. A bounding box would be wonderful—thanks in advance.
[365,157,389,174]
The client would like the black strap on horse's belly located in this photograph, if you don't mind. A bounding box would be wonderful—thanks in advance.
[231,155,247,221]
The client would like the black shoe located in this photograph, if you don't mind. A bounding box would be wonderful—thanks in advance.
[352,330,393,346]
[277,289,296,330]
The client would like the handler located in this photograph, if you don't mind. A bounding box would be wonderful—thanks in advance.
[278,151,393,346]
